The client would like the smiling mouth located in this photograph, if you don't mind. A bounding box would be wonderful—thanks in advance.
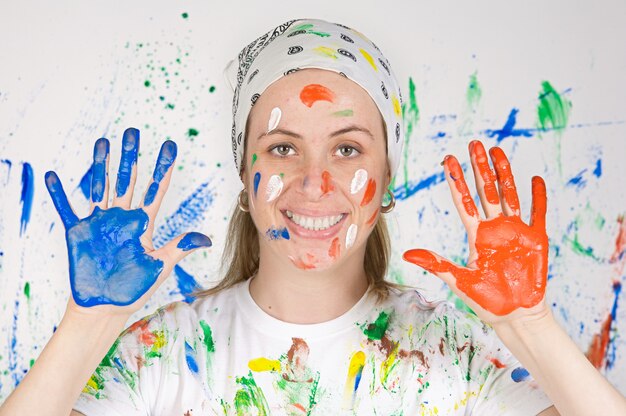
[284,210,345,231]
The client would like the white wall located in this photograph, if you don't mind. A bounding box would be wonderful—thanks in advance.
[1,0,625,400]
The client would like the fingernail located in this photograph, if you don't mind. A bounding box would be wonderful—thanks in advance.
[177,232,212,251]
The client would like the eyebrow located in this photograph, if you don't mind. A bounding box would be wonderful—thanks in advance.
[257,125,375,141]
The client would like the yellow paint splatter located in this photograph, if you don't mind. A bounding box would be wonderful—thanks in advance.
[248,357,281,372]
[343,351,366,409]
[392,95,402,117]
[360,48,377,71]
[380,343,399,384]
[313,46,337,59]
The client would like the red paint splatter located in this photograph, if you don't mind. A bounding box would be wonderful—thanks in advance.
[366,209,379,226]
[321,171,334,195]
[489,147,520,214]
[610,215,626,267]
[360,179,376,207]
[328,237,340,259]
[469,141,499,205]
[291,254,317,270]
[127,318,156,346]
[586,312,613,369]
[300,84,335,108]
[489,357,507,368]
[444,155,478,217]
[403,177,548,316]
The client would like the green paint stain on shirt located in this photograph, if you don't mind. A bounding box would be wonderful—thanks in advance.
[251,153,257,168]
[537,81,572,132]
[331,109,353,117]
[24,282,30,300]
[361,311,390,341]
[233,372,271,415]
[199,320,215,353]
[466,71,482,110]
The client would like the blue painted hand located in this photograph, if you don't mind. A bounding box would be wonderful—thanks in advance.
[45,128,212,308]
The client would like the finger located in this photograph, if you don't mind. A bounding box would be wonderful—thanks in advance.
[140,140,178,241]
[442,155,480,237]
[90,138,110,214]
[152,232,212,270]
[113,127,140,209]
[45,171,79,229]
[402,248,467,288]
[530,176,547,230]
[468,140,502,218]
[489,147,520,217]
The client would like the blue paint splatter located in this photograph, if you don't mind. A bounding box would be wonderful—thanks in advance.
[266,227,290,240]
[144,140,177,206]
[393,170,447,201]
[511,367,529,382]
[185,341,199,374]
[1,158,12,184]
[253,172,261,198]
[484,109,534,144]
[154,180,214,248]
[8,299,21,387]
[116,128,139,198]
[606,281,622,370]
[174,265,202,303]
[177,232,212,251]
[566,170,587,190]
[20,162,34,236]
[593,159,602,178]
[78,166,92,200]
[91,138,109,203]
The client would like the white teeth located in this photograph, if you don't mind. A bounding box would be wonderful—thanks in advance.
[287,212,344,231]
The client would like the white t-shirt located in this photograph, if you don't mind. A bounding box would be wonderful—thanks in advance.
[74,280,552,415]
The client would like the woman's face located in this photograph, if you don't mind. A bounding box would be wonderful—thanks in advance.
[243,68,389,271]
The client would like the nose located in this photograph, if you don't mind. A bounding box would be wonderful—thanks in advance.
[298,159,334,201]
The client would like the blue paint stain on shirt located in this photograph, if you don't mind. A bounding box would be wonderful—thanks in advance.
[177,232,212,251]
[20,162,34,236]
[144,140,177,206]
[511,367,530,382]
[174,265,202,303]
[484,108,534,144]
[116,128,139,198]
[91,138,109,203]
[253,172,261,198]
[185,341,199,374]
[266,227,290,240]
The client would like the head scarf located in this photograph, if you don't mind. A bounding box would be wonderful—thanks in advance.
[223,18,404,175]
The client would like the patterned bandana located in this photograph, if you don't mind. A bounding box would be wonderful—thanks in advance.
[223,18,405,176]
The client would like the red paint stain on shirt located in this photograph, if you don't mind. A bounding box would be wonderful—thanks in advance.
[489,357,507,368]
[360,179,376,206]
[300,84,335,108]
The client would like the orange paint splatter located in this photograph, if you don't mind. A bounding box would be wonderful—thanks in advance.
[445,155,478,217]
[490,147,520,213]
[127,319,156,347]
[300,84,335,108]
[469,141,498,205]
[489,357,507,368]
[291,254,316,270]
[321,171,334,194]
[360,179,376,206]
[586,313,613,369]
[328,237,340,259]
[366,209,379,226]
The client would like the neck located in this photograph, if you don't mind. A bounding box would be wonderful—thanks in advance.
[249,245,369,324]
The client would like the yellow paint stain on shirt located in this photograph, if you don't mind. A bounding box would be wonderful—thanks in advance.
[392,95,402,117]
[359,48,377,71]
[313,46,338,59]
[342,351,366,408]
[152,330,167,349]
[380,343,399,384]
[248,357,281,372]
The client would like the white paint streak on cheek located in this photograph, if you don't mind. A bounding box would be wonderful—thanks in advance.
[346,224,358,249]
[267,107,282,133]
[350,169,368,194]
[266,174,283,202]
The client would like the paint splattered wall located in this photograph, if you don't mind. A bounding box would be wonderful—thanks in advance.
[1,0,625,401]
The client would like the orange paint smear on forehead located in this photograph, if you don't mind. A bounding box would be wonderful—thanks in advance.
[366,209,379,226]
[445,156,478,217]
[328,237,340,260]
[470,141,499,205]
[360,179,376,206]
[321,171,335,195]
[300,84,335,108]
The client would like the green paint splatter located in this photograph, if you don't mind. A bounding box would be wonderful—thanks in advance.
[233,372,270,415]
[331,109,353,117]
[290,23,330,38]
[466,71,482,111]
[181,12,189,19]
[209,85,216,93]
[361,311,390,341]
[199,320,215,353]
[187,128,199,138]
[24,282,30,300]
[144,80,151,87]
[399,77,419,195]
[251,153,257,168]
[537,81,572,132]
[166,103,175,110]
[29,358,35,368]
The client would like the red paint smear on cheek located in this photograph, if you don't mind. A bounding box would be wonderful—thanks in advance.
[300,84,335,108]
[470,141,499,205]
[321,171,334,195]
[446,156,477,217]
[328,237,340,259]
[366,209,379,226]
[360,179,376,206]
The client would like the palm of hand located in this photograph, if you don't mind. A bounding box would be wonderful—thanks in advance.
[67,207,163,307]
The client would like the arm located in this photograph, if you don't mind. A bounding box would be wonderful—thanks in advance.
[403,140,626,416]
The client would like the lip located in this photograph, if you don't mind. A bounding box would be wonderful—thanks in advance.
[282,210,348,240]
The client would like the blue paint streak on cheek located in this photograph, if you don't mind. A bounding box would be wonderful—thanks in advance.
[511,367,530,382]
[185,341,199,374]
[20,162,34,236]
[91,138,110,203]
[253,172,261,198]
[116,128,139,198]
[143,140,177,206]
[67,207,164,307]
[177,232,212,251]
[266,227,290,240]
[174,265,202,303]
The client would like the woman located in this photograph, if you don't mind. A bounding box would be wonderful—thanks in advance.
[1,18,625,415]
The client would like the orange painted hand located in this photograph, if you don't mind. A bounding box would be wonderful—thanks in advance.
[403,140,549,319]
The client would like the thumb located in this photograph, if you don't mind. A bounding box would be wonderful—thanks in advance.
[154,232,212,268]
[402,248,460,287]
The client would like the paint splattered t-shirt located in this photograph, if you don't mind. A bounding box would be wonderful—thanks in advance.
[73,280,552,415]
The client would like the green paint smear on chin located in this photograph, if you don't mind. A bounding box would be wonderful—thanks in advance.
[361,311,390,341]
[233,372,271,415]
[466,71,482,111]
[537,81,572,132]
